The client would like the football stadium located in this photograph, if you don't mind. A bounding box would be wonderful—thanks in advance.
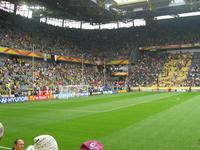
[0,0,200,149]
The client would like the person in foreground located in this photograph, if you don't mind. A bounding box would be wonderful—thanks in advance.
[12,139,25,150]
[0,122,4,142]
[26,135,58,150]
[80,140,104,150]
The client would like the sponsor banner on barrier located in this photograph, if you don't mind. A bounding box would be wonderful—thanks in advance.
[54,94,67,99]
[91,92,102,95]
[54,93,75,99]
[91,91,113,95]
[103,91,113,95]
[118,90,127,93]
[0,96,28,104]
[29,95,54,101]
[79,92,89,96]
[131,86,200,92]
[112,90,118,94]
[54,92,88,99]
[1,95,15,98]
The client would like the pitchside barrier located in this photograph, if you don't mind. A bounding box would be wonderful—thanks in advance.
[131,86,200,92]
[0,85,89,104]
[0,96,28,104]
[0,85,125,104]
[29,90,54,101]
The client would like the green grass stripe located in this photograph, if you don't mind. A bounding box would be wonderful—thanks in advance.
[101,93,200,150]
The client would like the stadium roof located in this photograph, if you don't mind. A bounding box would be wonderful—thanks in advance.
[5,0,200,23]
[113,0,148,5]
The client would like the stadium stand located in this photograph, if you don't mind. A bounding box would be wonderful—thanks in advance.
[129,52,168,86]
[0,56,107,96]
[159,52,192,87]
[1,8,200,95]
[0,10,130,61]
[187,52,200,86]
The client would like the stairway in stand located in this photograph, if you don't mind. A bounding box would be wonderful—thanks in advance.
[158,52,192,87]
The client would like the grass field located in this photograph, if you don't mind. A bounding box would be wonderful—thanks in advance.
[1,92,200,150]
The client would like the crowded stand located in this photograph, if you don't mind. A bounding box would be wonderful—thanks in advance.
[129,52,196,88]
[1,10,200,97]
[0,10,130,61]
[187,52,200,86]
[1,10,200,61]
[158,52,192,87]
[129,52,168,86]
[0,56,107,96]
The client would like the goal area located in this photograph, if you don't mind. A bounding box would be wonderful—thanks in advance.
[58,85,89,99]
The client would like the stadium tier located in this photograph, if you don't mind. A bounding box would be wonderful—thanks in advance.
[1,9,200,97]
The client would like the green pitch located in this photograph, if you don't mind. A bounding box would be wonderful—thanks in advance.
[1,92,200,150]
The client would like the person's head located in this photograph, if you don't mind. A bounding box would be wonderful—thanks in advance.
[13,139,25,150]
[80,140,104,150]
[0,122,4,141]
[26,135,58,150]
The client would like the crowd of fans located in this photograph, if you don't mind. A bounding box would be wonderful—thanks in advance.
[158,52,192,87]
[129,52,168,86]
[2,10,200,62]
[1,10,200,95]
[0,11,84,58]
[0,10,131,61]
[128,51,200,87]
[188,52,200,86]
[0,56,107,96]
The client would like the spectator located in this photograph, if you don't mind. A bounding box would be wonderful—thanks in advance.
[26,135,58,150]
[12,139,25,150]
[80,140,104,150]
[0,122,4,141]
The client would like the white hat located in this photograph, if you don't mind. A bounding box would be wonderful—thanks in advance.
[0,122,4,139]
[26,135,58,150]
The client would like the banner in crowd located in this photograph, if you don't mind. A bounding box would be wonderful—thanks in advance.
[94,60,129,65]
[140,42,200,51]
[111,72,128,76]
[0,47,51,59]
[56,56,93,64]
[0,96,28,104]
[0,47,129,65]
[106,60,129,65]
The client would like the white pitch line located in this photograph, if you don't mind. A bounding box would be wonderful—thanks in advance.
[57,108,101,113]
[0,146,11,150]
[52,93,181,113]
[0,93,181,114]
[98,93,181,113]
